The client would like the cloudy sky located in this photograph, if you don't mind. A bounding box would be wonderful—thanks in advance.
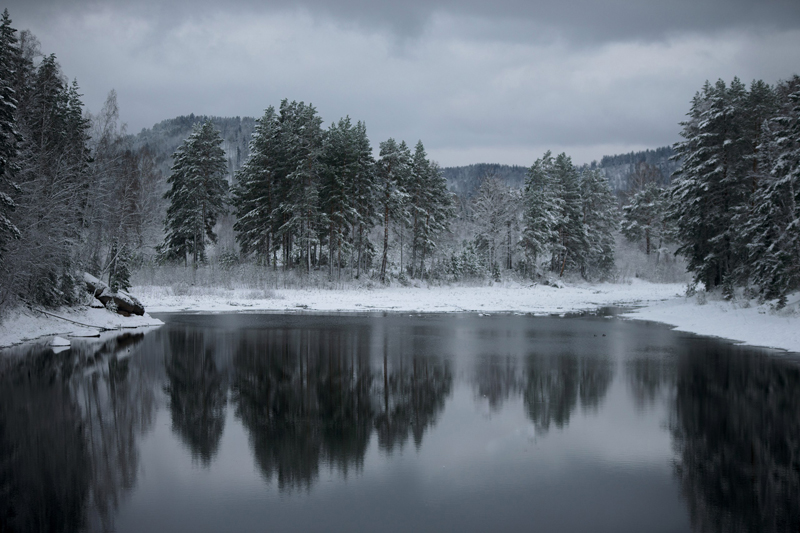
[5,0,800,166]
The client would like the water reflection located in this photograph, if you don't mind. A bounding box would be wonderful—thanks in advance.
[165,330,227,465]
[671,342,800,532]
[3,314,800,532]
[472,355,521,411]
[0,333,155,533]
[523,353,613,433]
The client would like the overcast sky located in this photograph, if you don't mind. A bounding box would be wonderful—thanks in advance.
[5,0,800,166]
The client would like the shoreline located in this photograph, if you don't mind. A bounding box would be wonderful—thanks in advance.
[2,280,798,356]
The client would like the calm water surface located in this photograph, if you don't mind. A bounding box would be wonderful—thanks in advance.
[1,312,799,532]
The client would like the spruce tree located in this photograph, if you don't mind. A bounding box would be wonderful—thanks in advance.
[671,78,753,291]
[621,182,671,256]
[233,106,280,264]
[0,9,20,259]
[522,151,560,276]
[551,153,586,276]
[745,76,800,305]
[376,138,410,282]
[162,120,228,267]
[580,168,617,279]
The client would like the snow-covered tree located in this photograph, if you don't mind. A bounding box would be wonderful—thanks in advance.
[233,106,280,265]
[744,76,800,306]
[0,10,20,261]
[551,153,586,276]
[472,176,516,273]
[162,120,228,267]
[376,138,410,282]
[671,78,754,291]
[621,182,671,256]
[580,168,617,279]
[521,151,560,275]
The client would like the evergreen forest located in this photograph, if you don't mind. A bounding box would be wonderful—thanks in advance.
[1,8,799,312]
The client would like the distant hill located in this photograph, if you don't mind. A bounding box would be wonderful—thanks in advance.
[442,146,680,197]
[131,114,256,180]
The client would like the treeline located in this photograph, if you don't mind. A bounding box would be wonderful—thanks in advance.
[670,76,800,305]
[162,102,455,282]
[162,112,619,283]
[0,10,161,308]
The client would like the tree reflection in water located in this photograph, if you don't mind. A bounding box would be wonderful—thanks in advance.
[164,329,227,465]
[671,343,800,532]
[472,355,521,412]
[523,353,613,433]
[373,338,452,453]
[231,324,453,491]
[0,333,156,533]
[232,328,375,491]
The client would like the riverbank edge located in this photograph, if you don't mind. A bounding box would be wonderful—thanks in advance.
[2,281,798,355]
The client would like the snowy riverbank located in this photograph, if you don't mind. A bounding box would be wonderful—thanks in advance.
[623,294,800,355]
[134,279,684,315]
[0,307,164,349]
[2,281,799,356]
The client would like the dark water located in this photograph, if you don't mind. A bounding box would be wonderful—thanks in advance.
[1,313,799,533]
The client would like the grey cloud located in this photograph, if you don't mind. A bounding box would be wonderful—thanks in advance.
[7,0,800,44]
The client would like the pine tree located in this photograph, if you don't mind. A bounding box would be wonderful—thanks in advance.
[551,153,586,276]
[351,121,376,278]
[274,101,324,273]
[621,182,671,256]
[0,9,20,259]
[376,138,410,282]
[320,116,359,279]
[162,120,228,267]
[522,151,560,276]
[671,78,753,291]
[580,168,617,279]
[233,106,280,265]
[745,76,800,306]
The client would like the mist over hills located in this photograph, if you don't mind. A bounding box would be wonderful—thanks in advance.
[132,115,678,196]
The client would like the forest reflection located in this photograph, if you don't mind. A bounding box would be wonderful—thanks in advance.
[670,343,800,532]
[4,315,800,532]
[0,333,155,533]
[231,327,453,490]
[165,330,227,465]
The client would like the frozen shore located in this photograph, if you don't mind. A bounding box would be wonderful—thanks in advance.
[2,280,798,356]
[0,307,164,349]
[622,294,800,355]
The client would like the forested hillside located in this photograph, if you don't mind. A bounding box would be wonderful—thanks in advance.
[442,146,679,198]
[132,115,256,180]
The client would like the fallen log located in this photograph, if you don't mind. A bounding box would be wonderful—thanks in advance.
[83,273,145,316]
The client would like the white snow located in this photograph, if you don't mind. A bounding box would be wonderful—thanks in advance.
[623,294,800,355]
[0,307,164,349]
[49,336,70,347]
[4,281,799,356]
[133,279,683,315]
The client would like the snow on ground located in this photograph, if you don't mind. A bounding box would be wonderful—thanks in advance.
[623,294,800,355]
[3,281,799,356]
[133,279,684,315]
[0,307,164,349]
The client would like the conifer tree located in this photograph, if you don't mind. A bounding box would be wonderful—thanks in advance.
[522,151,560,275]
[671,78,753,291]
[551,153,586,276]
[745,76,800,305]
[233,106,280,265]
[0,10,20,259]
[162,120,228,267]
[376,138,410,282]
[622,181,671,256]
[580,168,617,279]
[274,101,323,273]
